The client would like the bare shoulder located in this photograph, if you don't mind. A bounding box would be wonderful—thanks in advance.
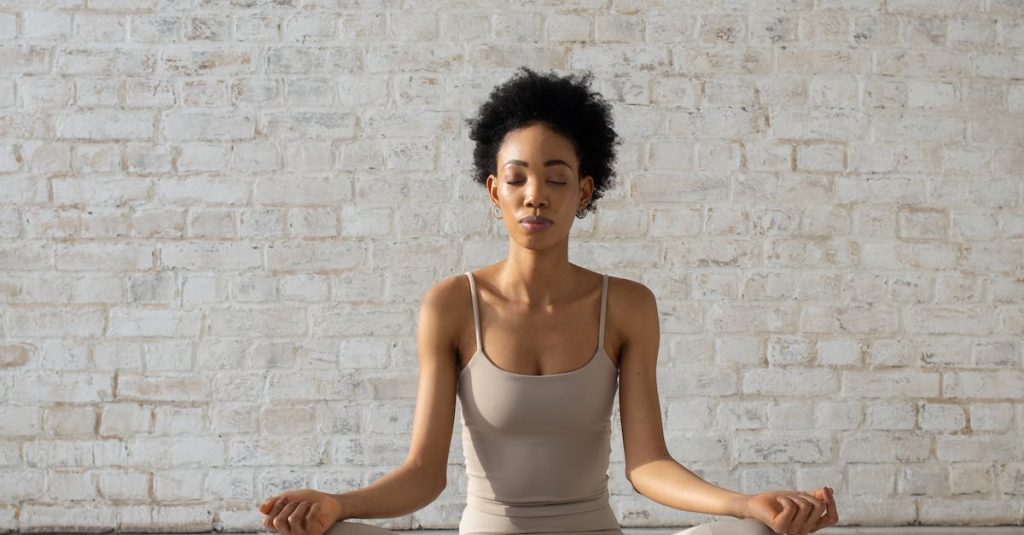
[407,274,469,484]
[607,276,657,319]
[606,276,659,351]
[417,273,473,349]
[421,272,472,309]
[607,275,656,305]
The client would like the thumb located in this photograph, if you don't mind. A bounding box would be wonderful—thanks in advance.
[259,496,280,514]
[804,487,829,502]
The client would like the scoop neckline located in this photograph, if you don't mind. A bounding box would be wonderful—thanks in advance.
[459,346,613,378]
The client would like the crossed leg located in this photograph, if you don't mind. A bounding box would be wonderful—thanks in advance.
[669,518,777,535]
[323,517,776,535]
[323,520,402,535]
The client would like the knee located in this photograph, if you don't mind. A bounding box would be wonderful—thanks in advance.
[323,520,399,535]
[736,518,776,535]
[710,518,776,535]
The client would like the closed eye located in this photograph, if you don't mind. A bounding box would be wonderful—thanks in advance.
[507,179,568,185]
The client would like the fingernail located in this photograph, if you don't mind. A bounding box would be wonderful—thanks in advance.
[281,498,288,505]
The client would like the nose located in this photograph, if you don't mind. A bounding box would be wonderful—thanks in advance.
[524,177,548,208]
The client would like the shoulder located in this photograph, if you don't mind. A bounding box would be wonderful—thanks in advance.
[421,272,472,308]
[607,275,659,345]
[416,273,474,351]
[607,275,657,312]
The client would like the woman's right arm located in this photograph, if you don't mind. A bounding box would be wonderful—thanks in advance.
[329,277,462,520]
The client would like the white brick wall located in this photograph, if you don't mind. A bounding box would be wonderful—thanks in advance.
[0,0,1022,532]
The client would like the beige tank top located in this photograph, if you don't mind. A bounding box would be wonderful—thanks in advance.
[457,271,620,519]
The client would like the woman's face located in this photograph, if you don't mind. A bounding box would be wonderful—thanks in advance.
[487,122,594,247]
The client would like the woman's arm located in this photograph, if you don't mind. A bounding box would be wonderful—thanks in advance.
[616,280,749,518]
[331,462,445,520]
[331,277,463,519]
[617,280,838,533]
[625,459,750,519]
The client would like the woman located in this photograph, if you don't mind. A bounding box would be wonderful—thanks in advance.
[258,67,839,535]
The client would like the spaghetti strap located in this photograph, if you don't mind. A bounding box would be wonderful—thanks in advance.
[455,269,622,534]
[598,274,608,351]
[456,274,766,535]
[466,271,607,361]
[465,272,482,352]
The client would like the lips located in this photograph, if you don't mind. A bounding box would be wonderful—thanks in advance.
[519,215,552,233]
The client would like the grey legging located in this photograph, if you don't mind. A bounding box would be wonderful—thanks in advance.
[324,518,776,535]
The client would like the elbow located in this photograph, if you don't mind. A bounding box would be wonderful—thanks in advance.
[423,466,446,498]
[624,454,671,494]
[624,469,641,494]
[419,475,447,508]
[406,459,447,499]
[425,471,447,499]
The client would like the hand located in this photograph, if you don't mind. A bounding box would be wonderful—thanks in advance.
[740,486,838,535]
[258,488,343,535]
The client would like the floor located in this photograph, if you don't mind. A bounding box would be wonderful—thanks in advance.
[362,524,1024,528]
[606,524,1024,528]
[37,524,1024,532]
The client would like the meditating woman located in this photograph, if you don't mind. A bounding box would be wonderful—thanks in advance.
[258,67,839,535]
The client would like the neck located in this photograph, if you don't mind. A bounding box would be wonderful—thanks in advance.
[497,241,575,307]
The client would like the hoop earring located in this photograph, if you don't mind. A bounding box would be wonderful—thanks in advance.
[492,204,502,219]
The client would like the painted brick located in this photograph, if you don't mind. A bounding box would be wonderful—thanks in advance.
[1,1,1020,529]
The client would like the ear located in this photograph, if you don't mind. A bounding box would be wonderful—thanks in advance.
[579,174,595,207]
[486,174,499,205]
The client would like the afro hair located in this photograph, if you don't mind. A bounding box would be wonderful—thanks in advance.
[464,67,622,218]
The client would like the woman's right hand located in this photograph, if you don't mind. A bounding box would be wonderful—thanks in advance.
[259,488,343,535]
[741,487,837,535]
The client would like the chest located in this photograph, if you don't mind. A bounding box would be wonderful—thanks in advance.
[458,305,620,376]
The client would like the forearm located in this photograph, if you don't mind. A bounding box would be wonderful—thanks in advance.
[332,461,445,520]
[628,457,750,519]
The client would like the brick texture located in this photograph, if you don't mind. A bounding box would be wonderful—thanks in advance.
[0,1,1022,532]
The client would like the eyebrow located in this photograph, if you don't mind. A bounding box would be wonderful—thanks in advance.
[502,159,574,171]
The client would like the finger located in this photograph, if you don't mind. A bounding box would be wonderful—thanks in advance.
[773,496,797,534]
[819,488,839,527]
[274,501,300,535]
[796,493,826,520]
[801,493,827,523]
[265,498,289,530]
[791,495,820,535]
[269,501,290,534]
[801,489,827,508]
[306,503,322,535]
[259,497,276,514]
[808,488,837,530]
[288,501,312,535]
[786,495,813,534]
[269,497,289,516]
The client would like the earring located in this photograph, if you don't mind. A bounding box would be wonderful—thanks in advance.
[492,204,502,219]
[576,206,587,218]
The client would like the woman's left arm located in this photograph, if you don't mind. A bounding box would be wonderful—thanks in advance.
[616,280,749,518]
[616,281,837,531]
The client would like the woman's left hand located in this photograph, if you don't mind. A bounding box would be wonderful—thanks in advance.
[739,486,838,535]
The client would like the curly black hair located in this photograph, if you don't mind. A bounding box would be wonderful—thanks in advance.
[464,67,622,218]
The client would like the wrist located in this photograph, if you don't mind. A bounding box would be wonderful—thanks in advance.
[728,493,753,519]
[331,492,354,520]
